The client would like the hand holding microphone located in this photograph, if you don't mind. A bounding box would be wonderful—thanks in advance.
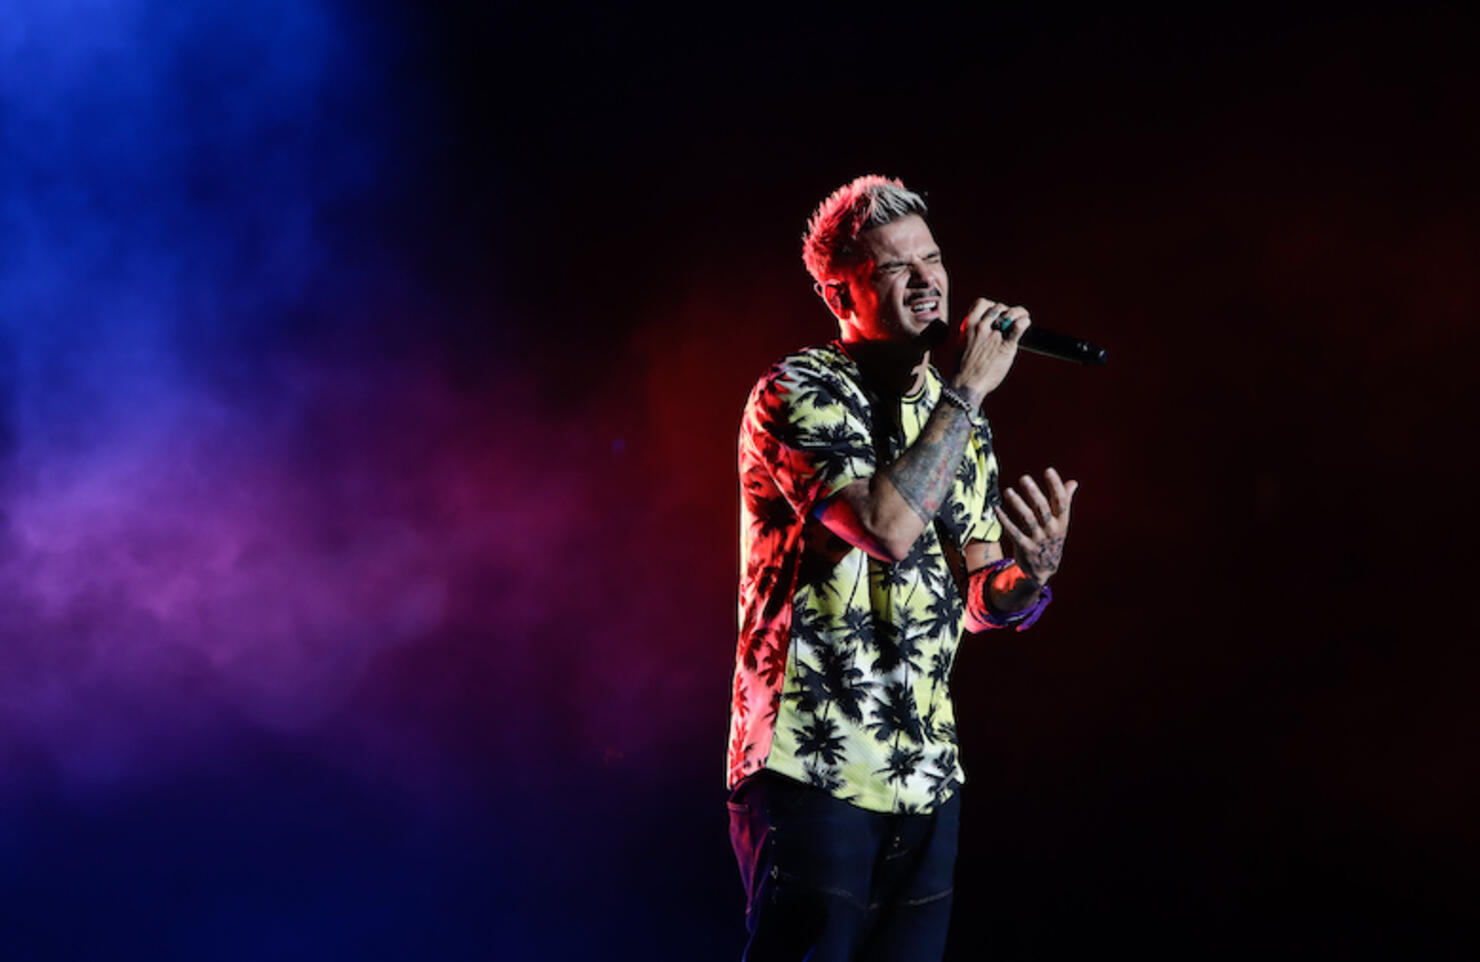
[950,300,1032,405]
[950,297,1107,408]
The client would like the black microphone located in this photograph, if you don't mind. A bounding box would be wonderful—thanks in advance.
[995,317,1108,365]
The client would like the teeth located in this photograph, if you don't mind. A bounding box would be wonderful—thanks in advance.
[911,301,937,313]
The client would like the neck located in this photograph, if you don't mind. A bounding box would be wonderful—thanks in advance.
[838,336,930,397]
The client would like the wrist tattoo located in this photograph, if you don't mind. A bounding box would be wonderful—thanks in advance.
[883,402,972,523]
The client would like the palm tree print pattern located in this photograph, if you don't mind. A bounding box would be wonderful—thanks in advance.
[727,343,1002,813]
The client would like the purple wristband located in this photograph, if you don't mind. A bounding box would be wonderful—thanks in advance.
[969,558,1054,631]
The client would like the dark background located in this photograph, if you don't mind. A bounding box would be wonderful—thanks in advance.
[1,2,1476,959]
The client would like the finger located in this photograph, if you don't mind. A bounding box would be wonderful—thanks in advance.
[1003,488,1043,534]
[1045,467,1069,515]
[1002,310,1032,344]
[994,506,1029,546]
[1018,474,1053,526]
[994,304,1029,334]
[962,300,997,342]
[984,302,1011,333]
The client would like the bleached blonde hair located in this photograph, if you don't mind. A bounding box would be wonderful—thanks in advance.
[801,175,929,284]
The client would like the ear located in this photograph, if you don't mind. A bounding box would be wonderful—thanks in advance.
[816,280,852,320]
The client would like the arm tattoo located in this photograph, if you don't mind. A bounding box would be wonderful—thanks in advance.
[882,403,973,523]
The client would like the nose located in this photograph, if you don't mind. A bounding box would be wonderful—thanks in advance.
[907,259,933,288]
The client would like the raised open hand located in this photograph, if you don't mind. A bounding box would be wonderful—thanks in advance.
[996,467,1078,584]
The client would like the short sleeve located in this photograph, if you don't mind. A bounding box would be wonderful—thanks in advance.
[741,355,876,518]
[962,419,1004,544]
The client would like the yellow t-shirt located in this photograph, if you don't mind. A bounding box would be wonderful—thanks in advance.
[728,342,1001,813]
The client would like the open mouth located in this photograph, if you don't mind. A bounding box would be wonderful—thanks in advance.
[907,297,941,318]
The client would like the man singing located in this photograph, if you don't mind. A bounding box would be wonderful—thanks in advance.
[726,175,1079,961]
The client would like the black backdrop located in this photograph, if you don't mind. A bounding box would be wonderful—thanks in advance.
[2,4,1476,959]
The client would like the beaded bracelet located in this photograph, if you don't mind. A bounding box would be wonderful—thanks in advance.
[937,386,978,420]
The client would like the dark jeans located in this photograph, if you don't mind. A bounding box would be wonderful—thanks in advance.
[728,771,961,962]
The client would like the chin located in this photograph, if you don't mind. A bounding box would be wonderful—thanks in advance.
[916,319,950,349]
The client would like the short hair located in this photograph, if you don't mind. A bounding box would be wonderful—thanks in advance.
[802,175,929,285]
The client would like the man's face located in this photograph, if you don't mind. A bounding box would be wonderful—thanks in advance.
[833,214,949,345]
